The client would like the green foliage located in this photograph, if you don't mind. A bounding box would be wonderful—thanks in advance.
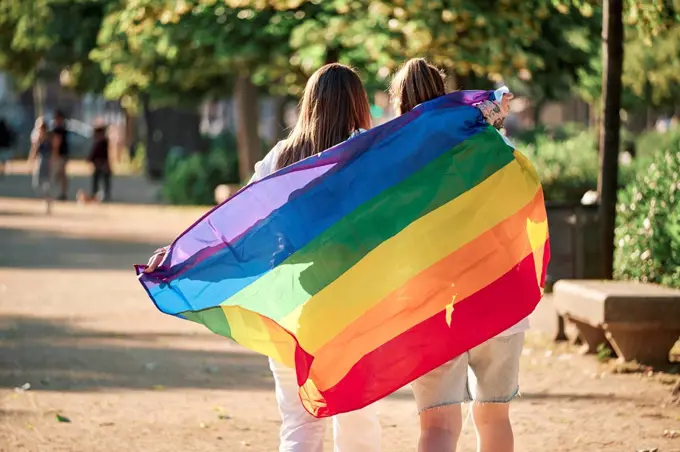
[517,126,648,202]
[513,122,589,145]
[509,6,600,105]
[554,0,679,38]
[624,25,680,108]
[0,0,111,92]
[92,0,315,106]
[577,23,680,110]
[520,131,600,203]
[596,342,614,362]
[614,134,680,288]
[635,128,680,159]
[162,133,240,205]
[237,0,586,92]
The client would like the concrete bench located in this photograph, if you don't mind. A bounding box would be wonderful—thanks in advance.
[554,280,680,364]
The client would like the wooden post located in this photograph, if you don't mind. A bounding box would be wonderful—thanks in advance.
[597,0,624,279]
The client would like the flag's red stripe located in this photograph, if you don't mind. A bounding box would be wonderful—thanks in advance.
[298,244,548,417]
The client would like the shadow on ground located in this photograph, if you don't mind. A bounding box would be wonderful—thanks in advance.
[0,315,273,392]
[0,172,162,205]
[0,226,167,270]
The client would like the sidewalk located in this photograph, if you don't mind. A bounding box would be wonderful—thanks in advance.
[1,198,679,452]
[0,160,162,205]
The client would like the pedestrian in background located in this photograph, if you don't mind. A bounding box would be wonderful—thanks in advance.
[87,124,112,202]
[0,118,15,175]
[27,118,53,214]
[51,110,70,200]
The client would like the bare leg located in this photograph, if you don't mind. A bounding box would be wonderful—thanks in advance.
[418,405,463,452]
[60,169,68,199]
[472,403,513,452]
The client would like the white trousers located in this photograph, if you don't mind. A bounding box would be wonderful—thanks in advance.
[269,358,381,452]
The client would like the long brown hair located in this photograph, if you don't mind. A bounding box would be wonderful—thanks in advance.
[389,58,446,115]
[276,63,371,170]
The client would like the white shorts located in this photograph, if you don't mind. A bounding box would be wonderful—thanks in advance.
[411,332,525,412]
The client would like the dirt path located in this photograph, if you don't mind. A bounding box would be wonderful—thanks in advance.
[1,198,679,452]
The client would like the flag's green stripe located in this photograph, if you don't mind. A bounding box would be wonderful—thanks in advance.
[223,127,515,320]
[182,308,233,339]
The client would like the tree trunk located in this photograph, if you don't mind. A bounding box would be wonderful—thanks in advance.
[597,0,624,280]
[235,74,261,182]
[124,109,138,156]
[533,99,546,127]
[324,47,340,65]
[32,83,46,119]
[644,81,655,130]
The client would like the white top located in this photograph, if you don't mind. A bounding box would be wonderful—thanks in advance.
[249,129,365,183]
[250,123,529,338]
[497,316,530,337]
[248,140,285,183]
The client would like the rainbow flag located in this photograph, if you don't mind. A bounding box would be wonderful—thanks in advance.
[136,90,550,418]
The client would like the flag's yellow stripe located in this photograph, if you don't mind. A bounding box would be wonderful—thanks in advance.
[223,306,296,367]
[307,194,548,391]
[281,157,541,353]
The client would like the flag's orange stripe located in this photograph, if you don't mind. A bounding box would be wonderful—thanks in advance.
[299,247,546,417]
[307,189,547,391]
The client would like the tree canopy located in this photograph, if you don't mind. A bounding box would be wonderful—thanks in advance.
[0,0,109,92]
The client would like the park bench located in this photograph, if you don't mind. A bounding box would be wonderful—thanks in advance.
[554,280,680,364]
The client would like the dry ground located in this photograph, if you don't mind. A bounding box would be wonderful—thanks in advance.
[1,198,679,452]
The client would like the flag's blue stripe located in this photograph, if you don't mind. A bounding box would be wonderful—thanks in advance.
[147,98,490,315]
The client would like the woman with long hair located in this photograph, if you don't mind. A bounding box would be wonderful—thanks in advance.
[389,58,518,452]
[146,63,380,452]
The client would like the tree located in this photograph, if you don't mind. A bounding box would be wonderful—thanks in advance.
[599,0,624,279]
[291,1,547,88]
[0,0,110,93]
[93,0,320,180]
[509,6,600,124]
[623,24,680,114]
[559,0,679,278]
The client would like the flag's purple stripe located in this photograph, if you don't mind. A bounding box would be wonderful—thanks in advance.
[162,90,491,269]
[138,91,493,312]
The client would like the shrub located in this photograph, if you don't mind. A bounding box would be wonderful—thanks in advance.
[162,133,240,205]
[614,136,680,288]
[519,132,599,203]
[635,127,680,159]
[516,129,650,203]
[512,122,588,145]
